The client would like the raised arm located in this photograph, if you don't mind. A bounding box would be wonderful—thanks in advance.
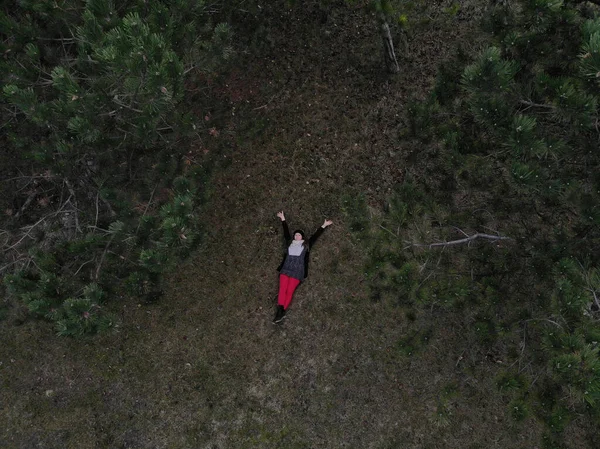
[277,211,291,242]
[308,219,333,247]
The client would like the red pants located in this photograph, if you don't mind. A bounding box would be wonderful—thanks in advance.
[278,274,301,310]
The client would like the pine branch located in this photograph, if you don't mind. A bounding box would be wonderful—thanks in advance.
[95,234,115,281]
[519,99,554,110]
[523,318,564,330]
[378,11,400,74]
[4,198,73,252]
[112,97,143,113]
[14,190,38,219]
[405,232,512,249]
[135,183,159,234]
[588,288,600,312]
[64,178,81,233]
[569,0,600,6]
[0,257,30,274]
[73,257,96,277]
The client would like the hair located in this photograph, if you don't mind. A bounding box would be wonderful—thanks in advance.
[292,229,306,240]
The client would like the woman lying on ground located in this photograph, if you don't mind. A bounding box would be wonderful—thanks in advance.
[273,211,333,324]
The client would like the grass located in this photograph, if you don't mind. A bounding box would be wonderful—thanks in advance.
[0,0,566,447]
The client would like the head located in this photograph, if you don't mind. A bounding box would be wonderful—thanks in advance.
[293,230,305,241]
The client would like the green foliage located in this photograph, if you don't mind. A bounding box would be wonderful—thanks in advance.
[462,47,518,94]
[341,193,370,237]
[395,326,433,357]
[0,0,225,335]
[347,0,600,444]
[509,398,529,422]
[53,283,110,336]
[496,371,528,394]
[580,19,600,84]
[547,405,572,434]
[5,265,115,336]
[407,97,440,140]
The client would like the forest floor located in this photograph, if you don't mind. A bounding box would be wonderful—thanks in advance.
[0,1,552,448]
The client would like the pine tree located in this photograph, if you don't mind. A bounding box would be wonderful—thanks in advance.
[0,0,232,335]
[347,0,600,443]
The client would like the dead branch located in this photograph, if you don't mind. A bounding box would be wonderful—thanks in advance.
[378,12,400,74]
[588,288,600,312]
[135,182,159,234]
[63,178,82,233]
[101,195,117,217]
[379,224,398,238]
[14,190,38,219]
[518,99,555,116]
[519,99,555,109]
[4,197,73,252]
[73,257,96,277]
[0,257,30,274]
[451,226,470,238]
[405,232,512,249]
[570,0,600,6]
[94,234,116,281]
[0,229,9,245]
[94,190,100,229]
[523,318,564,330]
[112,97,143,113]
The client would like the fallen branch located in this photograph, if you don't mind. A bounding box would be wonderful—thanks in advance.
[571,0,600,6]
[523,318,564,330]
[405,232,512,249]
[4,197,72,252]
[63,178,82,233]
[112,97,143,113]
[519,99,555,110]
[135,183,159,234]
[588,288,600,312]
[0,257,30,274]
[94,234,115,281]
[379,224,398,238]
[73,257,96,277]
[378,12,400,74]
[14,191,38,219]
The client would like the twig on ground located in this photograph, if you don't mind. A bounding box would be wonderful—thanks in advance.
[455,349,466,367]
[73,257,96,277]
[523,318,564,330]
[252,92,281,111]
[379,224,397,238]
[404,232,512,250]
[85,225,111,234]
[0,229,10,246]
[519,99,555,110]
[112,97,143,113]
[14,191,38,219]
[101,195,117,217]
[0,257,30,274]
[5,198,72,252]
[588,289,600,313]
[94,190,100,229]
[135,183,159,234]
[481,225,502,235]
[63,178,81,233]
[511,323,527,371]
[451,226,470,238]
[95,234,116,281]
[519,99,553,109]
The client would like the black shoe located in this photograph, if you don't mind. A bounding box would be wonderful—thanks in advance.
[273,305,286,324]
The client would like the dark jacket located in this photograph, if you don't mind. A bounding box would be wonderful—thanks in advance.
[277,220,325,280]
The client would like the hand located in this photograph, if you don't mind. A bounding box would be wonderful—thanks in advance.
[277,211,285,221]
[322,219,333,228]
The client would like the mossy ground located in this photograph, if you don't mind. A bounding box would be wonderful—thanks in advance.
[0,1,555,447]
